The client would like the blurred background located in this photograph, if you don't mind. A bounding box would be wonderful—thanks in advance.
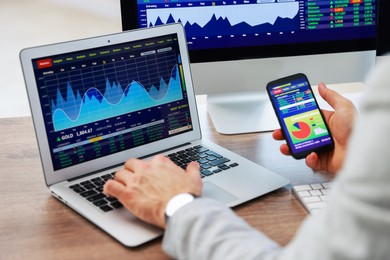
[0,0,121,117]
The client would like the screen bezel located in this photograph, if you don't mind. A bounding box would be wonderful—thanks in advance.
[120,0,378,63]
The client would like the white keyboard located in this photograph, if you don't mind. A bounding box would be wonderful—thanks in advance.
[292,182,332,213]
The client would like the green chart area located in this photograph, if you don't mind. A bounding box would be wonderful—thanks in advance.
[283,110,329,144]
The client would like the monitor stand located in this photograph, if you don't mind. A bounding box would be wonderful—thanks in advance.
[207,91,279,135]
[207,82,366,135]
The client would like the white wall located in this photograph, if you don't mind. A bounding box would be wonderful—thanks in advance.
[0,0,121,118]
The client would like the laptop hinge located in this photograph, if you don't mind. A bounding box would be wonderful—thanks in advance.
[67,142,192,182]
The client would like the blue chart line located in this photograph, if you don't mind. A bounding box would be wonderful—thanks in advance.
[51,65,183,131]
[147,2,300,36]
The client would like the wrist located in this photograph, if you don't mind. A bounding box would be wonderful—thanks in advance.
[165,193,197,225]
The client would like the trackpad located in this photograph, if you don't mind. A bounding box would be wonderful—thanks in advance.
[202,182,238,205]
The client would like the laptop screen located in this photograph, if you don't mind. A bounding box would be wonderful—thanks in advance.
[32,33,193,171]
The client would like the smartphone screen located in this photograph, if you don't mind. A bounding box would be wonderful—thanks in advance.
[266,73,334,159]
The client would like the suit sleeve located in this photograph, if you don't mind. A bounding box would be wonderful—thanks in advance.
[163,198,280,260]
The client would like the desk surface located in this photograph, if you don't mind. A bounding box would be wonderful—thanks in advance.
[0,96,332,259]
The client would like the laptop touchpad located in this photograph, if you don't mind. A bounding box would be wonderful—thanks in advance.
[202,182,238,204]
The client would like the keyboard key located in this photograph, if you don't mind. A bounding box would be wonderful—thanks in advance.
[206,151,222,158]
[80,190,97,198]
[302,196,321,203]
[206,156,217,161]
[218,164,230,170]
[310,183,324,190]
[297,191,311,197]
[201,169,213,176]
[307,201,327,210]
[294,184,312,191]
[309,190,322,196]
[200,164,212,169]
[293,182,332,213]
[93,199,108,207]
[80,180,93,186]
[321,189,330,195]
[197,158,209,164]
[69,184,81,189]
[73,187,86,193]
[229,163,239,167]
[209,158,230,167]
[106,196,118,202]
[198,153,208,158]
[111,201,123,209]
[100,205,113,212]
[101,174,113,181]
[87,193,106,202]
[194,147,209,153]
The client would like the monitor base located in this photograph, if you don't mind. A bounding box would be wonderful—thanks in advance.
[207,92,279,135]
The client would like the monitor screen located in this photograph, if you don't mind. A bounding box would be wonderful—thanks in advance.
[121,0,377,63]
[377,0,390,56]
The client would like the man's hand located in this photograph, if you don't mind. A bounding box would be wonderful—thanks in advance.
[272,83,357,174]
[103,154,202,229]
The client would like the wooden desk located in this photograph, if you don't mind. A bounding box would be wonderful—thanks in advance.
[0,96,332,259]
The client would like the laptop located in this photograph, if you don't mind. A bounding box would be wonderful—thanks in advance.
[20,23,289,247]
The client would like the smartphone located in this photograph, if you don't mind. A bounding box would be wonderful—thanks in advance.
[266,73,334,159]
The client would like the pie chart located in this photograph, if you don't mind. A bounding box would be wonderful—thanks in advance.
[291,122,311,139]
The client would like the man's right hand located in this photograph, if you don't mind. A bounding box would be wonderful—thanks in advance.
[272,83,357,174]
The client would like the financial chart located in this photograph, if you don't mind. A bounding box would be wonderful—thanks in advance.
[283,110,329,144]
[135,0,376,50]
[46,52,182,131]
[147,2,300,36]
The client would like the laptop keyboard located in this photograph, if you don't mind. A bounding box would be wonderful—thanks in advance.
[69,173,122,212]
[69,145,238,212]
[167,145,239,178]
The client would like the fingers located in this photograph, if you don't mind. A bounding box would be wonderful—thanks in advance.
[273,129,291,156]
[114,168,134,185]
[124,155,179,174]
[104,179,126,198]
[279,144,291,156]
[124,158,147,172]
[318,83,355,111]
[186,160,200,170]
[305,152,322,172]
[186,161,200,178]
[272,129,285,141]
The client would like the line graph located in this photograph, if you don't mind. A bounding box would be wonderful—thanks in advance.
[43,51,183,131]
[147,2,300,35]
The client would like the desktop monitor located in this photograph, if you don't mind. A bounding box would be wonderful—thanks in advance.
[377,0,390,56]
[120,0,377,134]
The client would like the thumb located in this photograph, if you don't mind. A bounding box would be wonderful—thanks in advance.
[186,161,203,196]
[318,83,353,111]
[186,161,200,177]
